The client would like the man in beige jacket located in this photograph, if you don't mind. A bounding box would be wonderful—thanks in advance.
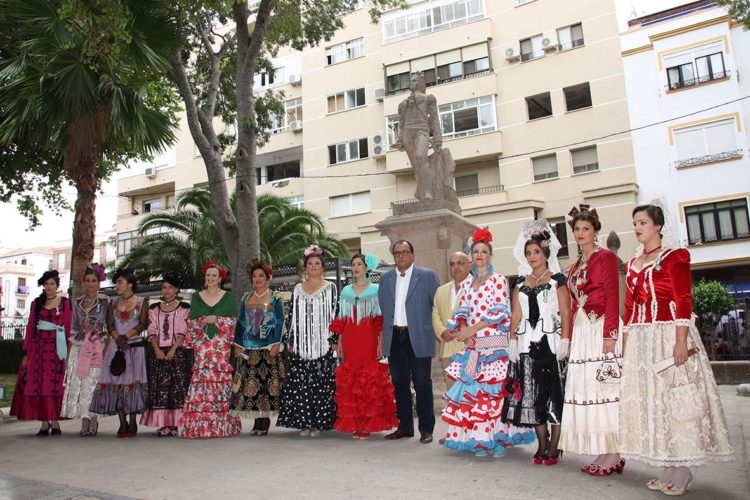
[432,252,471,389]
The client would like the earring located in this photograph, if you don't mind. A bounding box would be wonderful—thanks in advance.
[595,235,600,246]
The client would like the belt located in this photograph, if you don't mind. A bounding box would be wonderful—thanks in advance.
[393,326,408,334]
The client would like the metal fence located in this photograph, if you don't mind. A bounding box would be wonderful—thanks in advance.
[699,298,750,361]
[1,319,28,340]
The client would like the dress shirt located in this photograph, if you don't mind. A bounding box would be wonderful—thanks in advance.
[393,264,414,327]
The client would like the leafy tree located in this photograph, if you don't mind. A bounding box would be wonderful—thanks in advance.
[120,188,348,285]
[693,278,735,359]
[164,0,403,301]
[718,0,750,28]
[0,0,180,296]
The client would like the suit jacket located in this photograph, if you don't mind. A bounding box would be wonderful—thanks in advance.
[379,265,440,358]
[432,280,466,359]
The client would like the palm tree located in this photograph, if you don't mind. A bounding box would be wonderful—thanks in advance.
[0,0,176,297]
[121,188,348,285]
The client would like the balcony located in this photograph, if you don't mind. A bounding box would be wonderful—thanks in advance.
[16,285,29,295]
[386,130,502,173]
[666,70,731,92]
[386,68,493,97]
[673,149,743,169]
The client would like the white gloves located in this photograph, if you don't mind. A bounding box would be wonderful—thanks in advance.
[557,339,571,361]
[509,339,519,363]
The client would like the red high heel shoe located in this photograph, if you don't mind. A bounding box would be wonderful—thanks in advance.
[614,459,626,474]
[532,453,545,465]
[584,459,625,477]
[543,450,562,465]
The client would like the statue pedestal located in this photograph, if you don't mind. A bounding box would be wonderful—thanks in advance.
[375,208,477,283]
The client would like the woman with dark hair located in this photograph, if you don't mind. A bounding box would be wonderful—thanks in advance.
[441,229,536,457]
[277,245,338,437]
[90,268,149,437]
[505,220,571,465]
[559,205,624,476]
[179,261,241,438]
[231,259,285,436]
[329,253,397,439]
[11,270,71,435]
[620,202,732,495]
[61,264,109,436]
[140,272,193,437]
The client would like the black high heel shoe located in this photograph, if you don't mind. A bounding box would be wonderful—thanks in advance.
[36,426,50,437]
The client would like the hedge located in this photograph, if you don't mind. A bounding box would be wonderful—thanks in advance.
[0,339,24,374]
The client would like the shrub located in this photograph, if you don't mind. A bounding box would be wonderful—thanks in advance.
[0,339,24,374]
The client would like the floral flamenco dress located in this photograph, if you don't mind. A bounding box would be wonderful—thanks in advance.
[178,292,242,439]
[329,284,398,434]
[441,274,536,455]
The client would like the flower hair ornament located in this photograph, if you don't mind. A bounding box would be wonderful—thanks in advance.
[250,258,273,278]
[201,260,229,280]
[363,253,379,272]
[567,203,599,230]
[513,219,563,275]
[471,227,493,245]
[90,263,107,282]
[303,245,324,258]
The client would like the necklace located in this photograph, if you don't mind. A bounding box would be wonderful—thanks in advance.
[643,245,662,256]
[162,297,177,305]
[531,270,549,283]
[253,289,269,299]
[122,293,135,301]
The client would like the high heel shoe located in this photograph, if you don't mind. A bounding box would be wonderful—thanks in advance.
[543,450,562,465]
[584,459,625,477]
[532,453,546,465]
[662,472,693,496]
[36,425,50,437]
[614,459,626,474]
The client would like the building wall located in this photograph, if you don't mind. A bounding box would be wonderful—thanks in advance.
[0,249,54,318]
[117,0,639,278]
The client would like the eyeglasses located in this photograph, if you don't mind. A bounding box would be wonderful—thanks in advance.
[393,251,412,257]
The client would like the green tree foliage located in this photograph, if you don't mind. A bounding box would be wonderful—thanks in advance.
[718,0,750,29]
[120,187,348,285]
[693,278,734,318]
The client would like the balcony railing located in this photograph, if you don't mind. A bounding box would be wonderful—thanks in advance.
[386,68,492,96]
[673,149,743,169]
[687,232,750,246]
[559,38,584,51]
[666,70,730,91]
[16,285,29,295]
[520,50,544,62]
[456,184,504,197]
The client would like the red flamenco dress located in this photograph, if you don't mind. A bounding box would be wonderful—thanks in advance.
[329,284,398,434]
[11,298,72,421]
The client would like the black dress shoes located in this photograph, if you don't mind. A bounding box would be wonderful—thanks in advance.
[384,430,414,440]
[419,432,433,444]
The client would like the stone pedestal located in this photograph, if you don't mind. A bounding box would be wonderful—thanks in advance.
[375,208,477,283]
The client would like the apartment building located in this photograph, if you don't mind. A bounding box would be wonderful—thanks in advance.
[0,248,54,319]
[621,0,750,297]
[117,0,639,276]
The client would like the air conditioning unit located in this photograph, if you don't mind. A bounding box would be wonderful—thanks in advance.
[271,179,290,188]
[144,166,156,178]
[290,120,303,132]
[374,88,385,102]
[504,47,520,62]
[371,134,386,157]
[542,36,558,52]
[288,73,302,86]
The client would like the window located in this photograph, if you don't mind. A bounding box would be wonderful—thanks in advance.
[667,63,695,90]
[520,34,543,61]
[695,52,726,81]
[117,231,140,256]
[267,161,300,182]
[526,92,552,120]
[143,199,162,213]
[572,146,599,174]
[58,253,66,269]
[270,98,303,134]
[326,38,364,65]
[387,72,412,94]
[557,23,584,51]
[17,299,25,310]
[21,258,26,265]
[463,57,489,75]
[437,61,462,81]
[327,88,366,113]
[382,0,484,44]
[564,82,592,111]
[439,95,496,139]
[253,66,285,90]
[166,195,176,209]
[330,191,371,217]
[551,221,569,258]
[328,138,369,164]
[685,199,750,244]
[674,118,738,166]
[455,174,479,196]
[286,195,304,209]
[532,155,558,181]
[386,115,399,148]
[143,226,171,236]
[664,41,729,90]
[18,278,26,286]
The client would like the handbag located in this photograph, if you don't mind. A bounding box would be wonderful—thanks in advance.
[110,350,126,376]
[667,363,700,425]
[595,353,622,384]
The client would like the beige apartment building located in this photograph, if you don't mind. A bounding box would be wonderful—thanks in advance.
[116,0,638,276]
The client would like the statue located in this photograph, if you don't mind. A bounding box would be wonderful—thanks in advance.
[391,72,460,211]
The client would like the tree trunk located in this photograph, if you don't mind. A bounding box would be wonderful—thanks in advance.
[69,157,97,299]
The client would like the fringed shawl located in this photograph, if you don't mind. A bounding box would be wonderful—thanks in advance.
[338,284,380,323]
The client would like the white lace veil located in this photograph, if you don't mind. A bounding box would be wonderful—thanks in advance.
[633,197,679,257]
[513,219,562,276]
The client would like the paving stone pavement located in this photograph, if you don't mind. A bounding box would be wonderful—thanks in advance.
[0,385,747,500]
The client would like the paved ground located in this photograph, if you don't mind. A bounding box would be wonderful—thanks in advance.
[0,385,747,500]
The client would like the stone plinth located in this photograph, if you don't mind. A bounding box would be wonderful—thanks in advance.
[375,208,477,283]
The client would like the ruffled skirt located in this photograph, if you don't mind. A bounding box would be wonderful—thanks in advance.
[619,322,732,466]
[277,351,337,430]
[441,348,536,454]
[60,342,101,419]
[559,311,622,455]
[333,358,398,433]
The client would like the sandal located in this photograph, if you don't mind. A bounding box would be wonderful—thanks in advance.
[87,420,99,437]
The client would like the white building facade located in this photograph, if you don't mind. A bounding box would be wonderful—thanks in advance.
[0,248,54,322]
[620,0,750,297]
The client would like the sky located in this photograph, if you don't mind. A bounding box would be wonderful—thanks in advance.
[0,0,709,252]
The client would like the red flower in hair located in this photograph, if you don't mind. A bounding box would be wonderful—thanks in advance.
[201,260,229,280]
[472,228,493,244]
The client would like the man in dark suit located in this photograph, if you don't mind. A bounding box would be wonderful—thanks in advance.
[378,240,440,443]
